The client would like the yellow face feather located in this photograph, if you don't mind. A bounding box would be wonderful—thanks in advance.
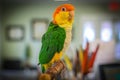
[54,11,74,29]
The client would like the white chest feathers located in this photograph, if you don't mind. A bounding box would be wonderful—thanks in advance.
[62,29,72,53]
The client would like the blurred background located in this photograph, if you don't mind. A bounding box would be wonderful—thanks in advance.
[0,0,120,80]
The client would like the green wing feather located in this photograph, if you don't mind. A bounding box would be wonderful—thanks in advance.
[39,22,66,64]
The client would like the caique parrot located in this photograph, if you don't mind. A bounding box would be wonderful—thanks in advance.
[39,4,75,73]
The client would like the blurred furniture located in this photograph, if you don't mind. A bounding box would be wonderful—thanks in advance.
[99,63,120,80]
[0,59,39,80]
[2,59,23,70]
[0,69,38,80]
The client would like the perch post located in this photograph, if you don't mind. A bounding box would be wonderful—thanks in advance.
[39,60,65,80]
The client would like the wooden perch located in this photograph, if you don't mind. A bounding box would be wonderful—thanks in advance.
[39,60,66,80]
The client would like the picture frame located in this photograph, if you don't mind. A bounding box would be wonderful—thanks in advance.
[5,25,24,41]
[31,19,49,40]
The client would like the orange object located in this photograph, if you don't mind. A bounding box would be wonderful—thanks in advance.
[81,41,89,74]
[88,44,99,70]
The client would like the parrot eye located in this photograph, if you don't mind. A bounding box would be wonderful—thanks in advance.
[61,7,66,11]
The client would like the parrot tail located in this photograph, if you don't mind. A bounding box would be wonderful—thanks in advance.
[41,65,45,73]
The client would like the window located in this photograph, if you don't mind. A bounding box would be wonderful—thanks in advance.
[115,43,120,60]
[83,22,95,41]
[115,21,120,59]
[101,21,112,42]
[115,21,120,42]
[83,22,95,48]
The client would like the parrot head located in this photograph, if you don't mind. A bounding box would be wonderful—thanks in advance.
[53,4,75,29]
